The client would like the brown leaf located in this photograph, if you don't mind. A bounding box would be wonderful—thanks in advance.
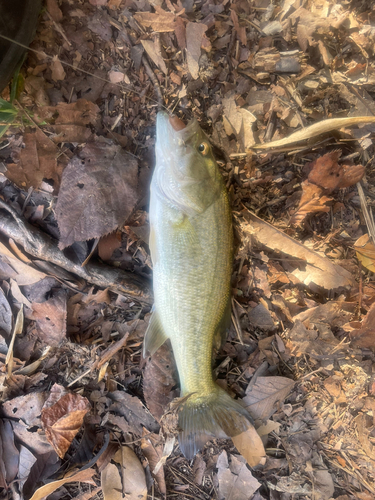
[29,468,96,500]
[141,432,166,496]
[55,141,139,249]
[108,391,159,435]
[230,10,247,46]
[101,463,122,500]
[240,211,354,291]
[6,129,60,191]
[134,11,176,32]
[307,151,343,191]
[290,180,332,225]
[51,125,93,143]
[350,303,375,349]
[339,163,365,188]
[113,446,147,500]
[354,234,375,272]
[231,424,266,467]
[98,232,122,261]
[186,22,207,79]
[143,343,179,421]
[0,420,19,484]
[41,387,91,458]
[31,289,67,347]
[243,376,294,420]
[51,56,66,81]
[141,39,168,75]
[46,0,63,22]
[174,16,186,50]
[216,451,261,500]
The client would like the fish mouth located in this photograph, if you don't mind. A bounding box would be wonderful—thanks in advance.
[156,112,198,151]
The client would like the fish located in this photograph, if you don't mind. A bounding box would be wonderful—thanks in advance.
[144,111,252,459]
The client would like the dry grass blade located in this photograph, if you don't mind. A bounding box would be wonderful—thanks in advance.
[251,116,375,150]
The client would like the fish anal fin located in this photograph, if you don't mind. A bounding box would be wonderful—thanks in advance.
[213,295,232,351]
[143,309,168,356]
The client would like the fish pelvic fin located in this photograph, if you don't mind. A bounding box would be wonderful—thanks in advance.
[178,386,252,459]
[143,309,168,356]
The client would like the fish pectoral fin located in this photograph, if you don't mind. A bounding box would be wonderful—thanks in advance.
[143,309,168,356]
[172,215,200,249]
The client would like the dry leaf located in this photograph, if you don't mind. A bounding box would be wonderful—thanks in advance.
[134,11,176,32]
[141,39,168,75]
[240,211,354,291]
[0,242,46,286]
[29,468,96,500]
[41,387,91,458]
[231,424,266,467]
[307,151,343,191]
[350,303,375,349]
[290,180,332,225]
[6,129,60,191]
[243,376,294,420]
[101,463,123,500]
[114,446,147,500]
[354,234,375,272]
[0,420,19,484]
[186,22,207,79]
[141,432,166,496]
[55,141,139,249]
[31,289,67,347]
[18,445,37,490]
[216,450,261,500]
[51,56,66,81]
[0,288,12,336]
[143,343,179,421]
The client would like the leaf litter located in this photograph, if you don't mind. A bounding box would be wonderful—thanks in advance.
[1,0,375,498]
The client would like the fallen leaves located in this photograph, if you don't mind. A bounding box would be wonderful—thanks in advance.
[5,129,60,191]
[217,450,261,500]
[55,141,139,249]
[41,384,91,458]
[29,468,96,500]
[350,303,375,349]
[186,22,207,79]
[354,234,375,272]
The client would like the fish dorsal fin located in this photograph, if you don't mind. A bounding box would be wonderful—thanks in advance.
[143,309,168,356]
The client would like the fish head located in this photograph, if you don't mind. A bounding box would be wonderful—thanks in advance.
[154,112,222,215]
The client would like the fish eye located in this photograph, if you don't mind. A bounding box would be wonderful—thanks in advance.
[198,142,209,155]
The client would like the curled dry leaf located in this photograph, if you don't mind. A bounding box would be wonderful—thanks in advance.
[51,56,66,81]
[216,450,261,500]
[0,288,12,336]
[41,389,91,458]
[113,446,147,500]
[55,141,139,249]
[251,116,375,150]
[29,468,96,500]
[290,181,332,225]
[141,431,166,496]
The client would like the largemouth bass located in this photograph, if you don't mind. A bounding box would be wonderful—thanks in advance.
[144,112,251,458]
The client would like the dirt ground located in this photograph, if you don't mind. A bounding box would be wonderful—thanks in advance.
[0,0,375,499]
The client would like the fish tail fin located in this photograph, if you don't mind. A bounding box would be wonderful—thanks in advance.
[178,386,252,459]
